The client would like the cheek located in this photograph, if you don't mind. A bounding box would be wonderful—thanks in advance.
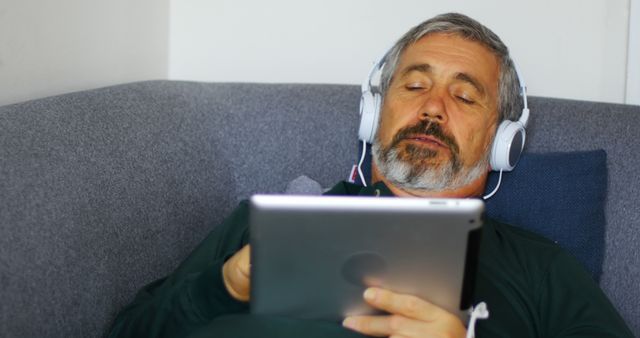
[374,112,392,144]
[377,96,423,141]
[456,122,496,162]
[376,107,404,143]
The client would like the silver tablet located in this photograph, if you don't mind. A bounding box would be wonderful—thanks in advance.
[249,194,484,322]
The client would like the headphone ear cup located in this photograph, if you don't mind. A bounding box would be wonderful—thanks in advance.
[490,120,526,171]
[358,91,382,144]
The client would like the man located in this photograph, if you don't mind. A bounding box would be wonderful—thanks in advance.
[109,13,633,337]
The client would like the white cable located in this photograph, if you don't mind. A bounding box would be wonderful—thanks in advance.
[466,302,490,338]
[482,170,503,200]
[357,139,368,187]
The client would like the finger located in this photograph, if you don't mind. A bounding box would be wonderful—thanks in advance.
[223,245,252,301]
[229,245,250,281]
[237,245,251,277]
[363,287,443,322]
[342,315,393,337]
[342,315,420,337]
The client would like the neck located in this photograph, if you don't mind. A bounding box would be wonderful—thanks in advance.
[371,163,488,198]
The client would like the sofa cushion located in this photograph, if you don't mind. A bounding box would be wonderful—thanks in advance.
[483,150,606,282]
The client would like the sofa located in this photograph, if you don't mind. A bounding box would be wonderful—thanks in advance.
[0,80,638,337]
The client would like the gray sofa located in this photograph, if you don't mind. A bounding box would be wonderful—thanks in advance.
[0,80,638,337]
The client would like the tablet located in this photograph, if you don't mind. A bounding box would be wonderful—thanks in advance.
[249,194,484,322]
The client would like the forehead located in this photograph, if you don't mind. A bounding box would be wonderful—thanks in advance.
[394,33,500,95]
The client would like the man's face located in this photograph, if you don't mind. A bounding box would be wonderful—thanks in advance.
[372,33,500,192]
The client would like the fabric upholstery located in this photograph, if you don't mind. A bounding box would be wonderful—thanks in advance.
[0,81,638,336]
[484,150,607,282]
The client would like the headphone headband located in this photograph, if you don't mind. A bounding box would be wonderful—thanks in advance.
[361,46,393,95]
[512,61,529,127]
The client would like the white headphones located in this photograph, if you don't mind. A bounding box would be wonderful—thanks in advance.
[358,48,530,172]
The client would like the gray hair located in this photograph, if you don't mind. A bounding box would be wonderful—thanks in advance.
[379,13,522,123]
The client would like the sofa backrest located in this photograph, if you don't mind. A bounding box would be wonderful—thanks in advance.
[0,81,638,336]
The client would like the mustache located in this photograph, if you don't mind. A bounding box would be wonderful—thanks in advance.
[390,120,460,155]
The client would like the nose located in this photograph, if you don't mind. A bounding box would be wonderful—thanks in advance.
[418,93,448,123]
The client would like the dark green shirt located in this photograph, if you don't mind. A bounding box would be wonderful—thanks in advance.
[109,181,633,338]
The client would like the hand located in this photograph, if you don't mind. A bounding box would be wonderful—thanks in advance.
[342,287,467,338]
[222,244,251,302]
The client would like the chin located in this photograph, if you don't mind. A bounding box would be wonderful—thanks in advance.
[376,154,488,193]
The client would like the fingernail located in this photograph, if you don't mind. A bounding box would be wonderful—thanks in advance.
[342,317,356,329]
[364,288,377,301]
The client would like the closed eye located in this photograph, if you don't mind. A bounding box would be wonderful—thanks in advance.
[456,95,475,105]
[406,83,425,91]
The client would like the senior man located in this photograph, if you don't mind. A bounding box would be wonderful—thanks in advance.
[109,13,633,338]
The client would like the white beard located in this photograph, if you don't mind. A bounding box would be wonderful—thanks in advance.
[372,140,489,192]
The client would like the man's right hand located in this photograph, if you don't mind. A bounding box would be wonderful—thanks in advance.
[222,244,251,302]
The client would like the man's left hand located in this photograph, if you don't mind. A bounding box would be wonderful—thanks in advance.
[342,287,467,338]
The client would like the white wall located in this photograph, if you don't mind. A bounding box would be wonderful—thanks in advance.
[0,0,169,106]
[170,0,631,104]
[627,0,640,105]
[2,1,634,106]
